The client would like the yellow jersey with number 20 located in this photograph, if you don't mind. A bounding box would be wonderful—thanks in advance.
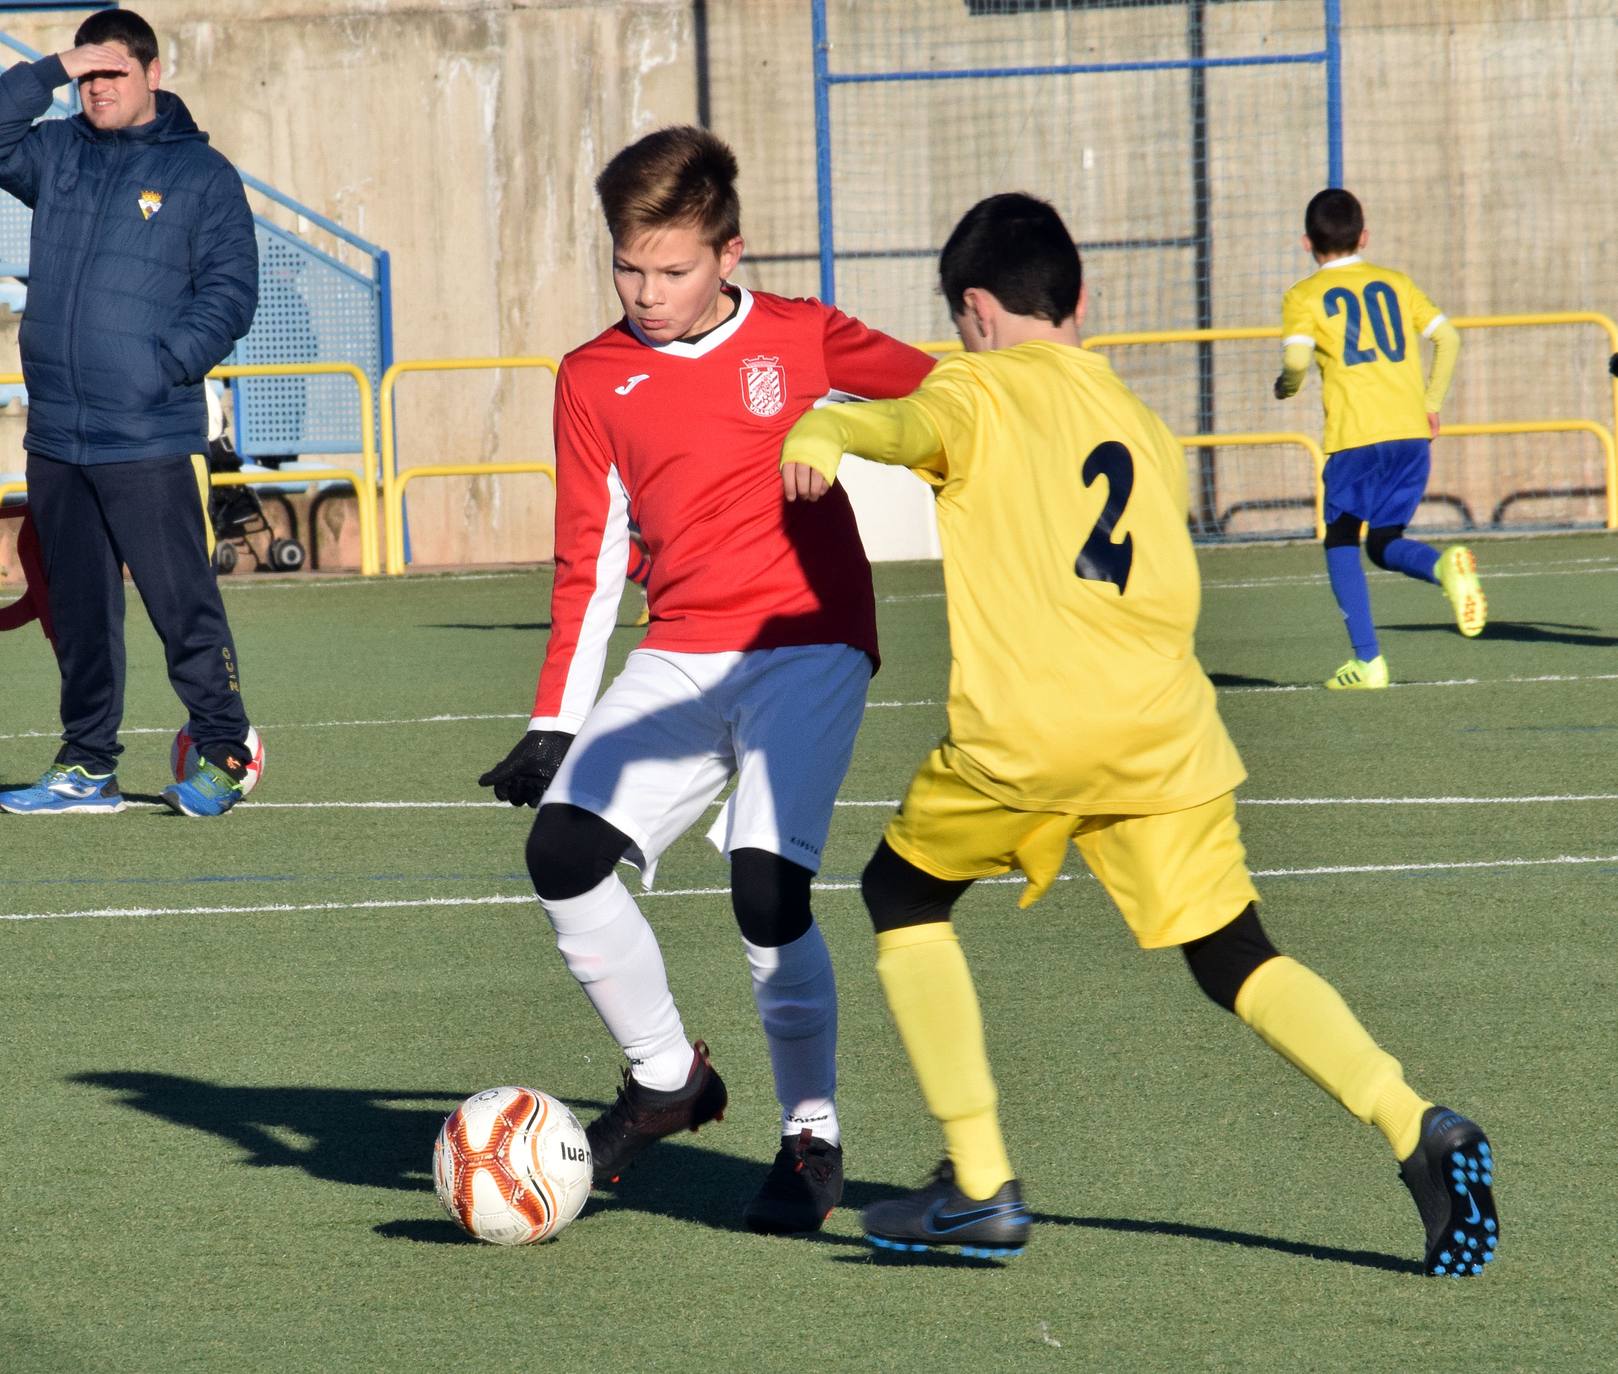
[1280,257,1447,453]
[899,341,1244,815]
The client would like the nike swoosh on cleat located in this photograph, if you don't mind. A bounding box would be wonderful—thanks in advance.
[614,374,651,395]
[1463,1193,1481,1225]
[923,1201,1028,1235]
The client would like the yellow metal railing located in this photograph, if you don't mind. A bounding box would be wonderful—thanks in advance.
[213,362,380,575]
[1449,314,1618,445]
[379,356,560,575]
[1444,420,1618,530]
[0,362,381,574]
[391,461,558,571]
[1173,432,1328,537]
[919,312,1618,531]
[0,479,26,504]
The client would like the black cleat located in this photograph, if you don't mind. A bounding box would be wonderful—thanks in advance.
[586,1040,727,1185]
[862,1161,1031,1258]
[744,1128,844,1234]
[1399,1105,1499,1277]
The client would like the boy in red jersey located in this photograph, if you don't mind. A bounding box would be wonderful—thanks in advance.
[479,126,934,1232]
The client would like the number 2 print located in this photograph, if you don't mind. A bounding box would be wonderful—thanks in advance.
[1074,441,1134,594]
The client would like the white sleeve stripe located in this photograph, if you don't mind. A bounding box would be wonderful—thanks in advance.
[1283,334,1317,349]
[1422,313,1447,339]
[557,464,633,728]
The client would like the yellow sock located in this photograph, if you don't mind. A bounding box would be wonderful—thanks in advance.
[874,922,1014,1198]
[1235,956,1432,1159]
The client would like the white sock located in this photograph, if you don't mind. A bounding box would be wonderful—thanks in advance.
[743,923,840,1144]
[541,875,692,1091]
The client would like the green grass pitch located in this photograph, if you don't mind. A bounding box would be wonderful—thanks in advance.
[2,534,1615,1371]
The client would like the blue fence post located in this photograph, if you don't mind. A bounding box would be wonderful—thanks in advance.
[375,249,408,564]
[1325,0,1344,186]
[812,0,836,306]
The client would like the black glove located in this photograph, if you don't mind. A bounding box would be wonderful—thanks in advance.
[478,730,574,807]
[1609,352,1617,378]
[1273,373,1290,400]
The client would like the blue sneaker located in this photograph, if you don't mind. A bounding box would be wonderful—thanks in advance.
[0,764,127,814]
[161,759,245,817]
[862,1161,1031,1258]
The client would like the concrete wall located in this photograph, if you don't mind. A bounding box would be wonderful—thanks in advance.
[2,0,1614,579]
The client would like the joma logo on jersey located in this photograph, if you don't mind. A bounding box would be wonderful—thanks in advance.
[740,356,786,417]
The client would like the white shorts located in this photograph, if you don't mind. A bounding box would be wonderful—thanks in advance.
[548,643,872,885]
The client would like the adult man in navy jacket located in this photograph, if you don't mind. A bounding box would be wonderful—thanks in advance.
[0,9,259,817]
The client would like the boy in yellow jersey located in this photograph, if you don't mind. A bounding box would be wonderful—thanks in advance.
[1275,188,1483,691]
[781,193,1498,1275]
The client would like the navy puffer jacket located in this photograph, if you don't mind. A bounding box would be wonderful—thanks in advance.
[0,55,257,464]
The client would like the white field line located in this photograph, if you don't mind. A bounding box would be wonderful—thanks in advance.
[2,662,1615,745]
[17,789,1618,815]
[0,712,531,743]
[7,850,1618,924]
[217,570,539,594]
[0,568,539,607]
[1217,671,1618,695]
[1201,553,1618,592]
[5,551,1613,609]
[1241,793,1618,805]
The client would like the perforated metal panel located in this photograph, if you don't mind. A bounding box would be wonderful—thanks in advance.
[0,190,29,278]
[230,227,381,457]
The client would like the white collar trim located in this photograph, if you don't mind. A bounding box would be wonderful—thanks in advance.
[625,286,754,358]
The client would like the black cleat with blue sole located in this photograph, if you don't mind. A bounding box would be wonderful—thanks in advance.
[862,1162,1031,1258]
[1400,1105,1499,1277]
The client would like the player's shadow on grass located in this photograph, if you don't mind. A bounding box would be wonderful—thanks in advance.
[1206,671,1283,689]
[72,1070,466,1192]
[428,621,551,632]
[376,1135,905,1249]
[1385,619,1618,647]
[1032,1212,1417,1275]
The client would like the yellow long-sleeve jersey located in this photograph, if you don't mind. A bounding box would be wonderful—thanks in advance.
[1277,256,1459,453]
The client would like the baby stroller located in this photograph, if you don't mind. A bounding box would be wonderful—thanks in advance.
[204,383,307,574]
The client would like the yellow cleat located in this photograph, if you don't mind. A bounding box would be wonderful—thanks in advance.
[633,596,650,628]
[1437,545,1487,638]
[1327,655,1389,690]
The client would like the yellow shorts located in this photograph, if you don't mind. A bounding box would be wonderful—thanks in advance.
[884,746,1260,949]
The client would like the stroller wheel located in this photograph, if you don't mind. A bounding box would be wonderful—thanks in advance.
[213,541,239,574]
[268,537,306,572]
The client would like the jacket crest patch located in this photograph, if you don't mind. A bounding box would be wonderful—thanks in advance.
[138,189,163,221]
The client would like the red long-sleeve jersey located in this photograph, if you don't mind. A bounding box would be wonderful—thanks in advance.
[530,289,935,728]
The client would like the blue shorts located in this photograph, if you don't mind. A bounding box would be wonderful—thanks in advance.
[1322,438,1431,529]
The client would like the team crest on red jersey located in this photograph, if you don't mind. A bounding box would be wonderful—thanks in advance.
[740,356,786,417]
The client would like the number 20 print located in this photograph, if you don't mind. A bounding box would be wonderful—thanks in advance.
[1323,281,1407,365]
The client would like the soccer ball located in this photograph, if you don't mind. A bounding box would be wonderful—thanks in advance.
[170,724,264,794]
[433,1086,592,1245]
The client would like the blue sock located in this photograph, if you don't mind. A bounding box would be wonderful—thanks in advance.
[1378,538,1441,584]
[1325,545,1379,660]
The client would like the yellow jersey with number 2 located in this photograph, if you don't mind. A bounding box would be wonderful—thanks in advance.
[822,341,1244,815]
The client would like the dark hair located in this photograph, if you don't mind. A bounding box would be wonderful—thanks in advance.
[595,125,741,249]
[74,8,158,68]
[1304,187,1364,255]
[939,193,1081,324]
